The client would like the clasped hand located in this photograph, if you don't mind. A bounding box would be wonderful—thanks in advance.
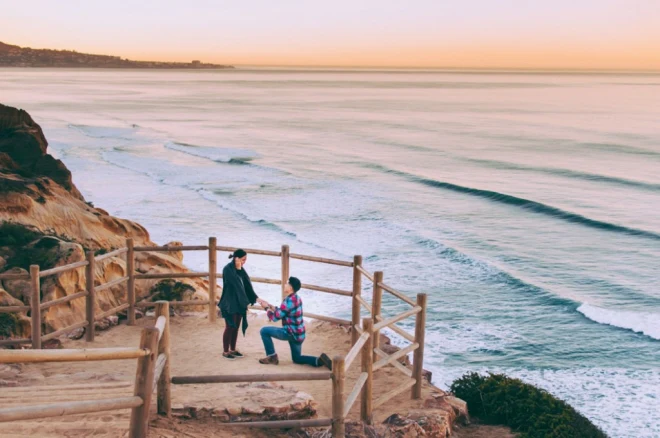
[257,298,274,310]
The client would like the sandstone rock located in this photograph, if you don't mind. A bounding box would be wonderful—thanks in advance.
[0,256,5,271]
[0,287,24,308]
[163,241,184,261]
[422,369,432,383]
[1,267,31,303]
[172,382,317,424]
[423,391,469,426]
[67,327,85,340]
[94,316,119,331]
[42,338,62,349]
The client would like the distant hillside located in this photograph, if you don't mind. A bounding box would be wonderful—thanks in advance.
[0,41,233,69]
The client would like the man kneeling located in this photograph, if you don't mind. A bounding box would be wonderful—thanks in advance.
[258,277,332,369]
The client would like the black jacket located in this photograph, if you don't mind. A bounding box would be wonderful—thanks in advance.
[218,260,258,334]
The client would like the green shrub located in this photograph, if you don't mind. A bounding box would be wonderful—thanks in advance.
[0,222,40,247]
[450,372,607,438]
[0,313,19,338]
[150,280,195,302]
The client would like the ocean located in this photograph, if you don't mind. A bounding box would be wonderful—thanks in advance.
[2,68,659,436]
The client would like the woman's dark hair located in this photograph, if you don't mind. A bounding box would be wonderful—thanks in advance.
[229,249,247,259]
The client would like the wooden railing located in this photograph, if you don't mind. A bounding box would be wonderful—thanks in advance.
[0,237,427,438]
[0,301,171,438]
[0,247,132,349]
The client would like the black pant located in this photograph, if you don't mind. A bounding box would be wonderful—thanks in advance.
[223,313,242,353]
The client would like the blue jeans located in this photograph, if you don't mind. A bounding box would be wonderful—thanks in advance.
[260,326,319,367]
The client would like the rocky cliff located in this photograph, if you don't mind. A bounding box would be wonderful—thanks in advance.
[0,103,211,340]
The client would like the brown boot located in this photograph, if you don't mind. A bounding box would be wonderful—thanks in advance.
[259,354,279,365]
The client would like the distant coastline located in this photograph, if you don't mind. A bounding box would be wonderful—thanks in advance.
[0,41,233,69]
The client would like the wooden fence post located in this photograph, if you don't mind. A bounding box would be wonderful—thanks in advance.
[30,265,41,350]
[411,293,427,399]
[332,355,345,438]
[208,237,217,323]
[371,271,383,360]
[85,251,96,342]
[155,301,171,416]
[281,245,290,300]
[129,327,159,438]
[126,238,136,326]
[351,255,362,346]
[361,318,373,424]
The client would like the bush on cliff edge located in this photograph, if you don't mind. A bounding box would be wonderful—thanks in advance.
[450,372,607,438]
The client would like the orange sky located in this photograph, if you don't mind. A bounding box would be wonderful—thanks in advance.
[2,1,659,70]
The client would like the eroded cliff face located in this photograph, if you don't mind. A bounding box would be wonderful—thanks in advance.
[0,104,210,339]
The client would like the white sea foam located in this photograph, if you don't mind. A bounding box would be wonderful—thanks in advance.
[578,303,660,340]
[164,141,258,163]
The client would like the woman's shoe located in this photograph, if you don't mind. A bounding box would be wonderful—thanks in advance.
[230,351,244,358]
[259,354,279,365]
[222,352,236,360]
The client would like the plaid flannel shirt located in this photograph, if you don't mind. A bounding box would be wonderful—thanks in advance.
[266,293,306,343]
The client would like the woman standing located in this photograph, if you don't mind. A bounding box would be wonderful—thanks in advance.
[218,249,259,360]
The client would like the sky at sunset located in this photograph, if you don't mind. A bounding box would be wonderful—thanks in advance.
[2,0,659,69]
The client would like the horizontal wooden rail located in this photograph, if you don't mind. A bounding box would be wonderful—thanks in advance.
[356,265,374,282]
[41,320,89,342]
[95,247,128,262]
[0,338,31,347]
[374,347,412,377]
[39,260,88,278]
[94,276,129,293]
[372,343,419,372]
[0,305,30,313]
[375,315,416,343]
[154,316,166,341]
[378,282,416,306]
[345,332,369,370]
[0,395,143,423]
[249,277,282,285]
[136,300,210,308]
[0,347,149,364]
[355,295,372,313]
[290,253,353,267]
[344,372,368,417]
[134,272,208,280]
[221,418,332,428]
[134,245,209,252]
[373,378,416,410]
[301,283,352,297]
[217,246,281,257]
[249,305,352,326]
[0,381,133,395]
[40,291,88,310]
[303,312,352,326]
[0,273,30,280]
[372,306,422,332]
[95,303,129,321]
[172,371,332,385]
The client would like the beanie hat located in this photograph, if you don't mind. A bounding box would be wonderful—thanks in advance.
[288,276,301,292]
